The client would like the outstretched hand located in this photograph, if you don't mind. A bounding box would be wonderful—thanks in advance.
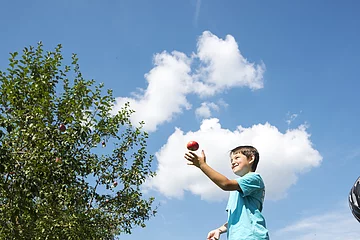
[184,150,206,168]
[207,229,221,240]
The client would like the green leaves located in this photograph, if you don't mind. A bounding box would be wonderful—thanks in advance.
[0,43,156,239]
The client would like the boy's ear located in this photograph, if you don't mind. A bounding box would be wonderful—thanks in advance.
[249,155,255,164]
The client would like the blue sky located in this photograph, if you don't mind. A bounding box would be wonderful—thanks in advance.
[1,0,360,239]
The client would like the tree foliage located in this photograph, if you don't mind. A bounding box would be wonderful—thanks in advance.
[0,43,156,239]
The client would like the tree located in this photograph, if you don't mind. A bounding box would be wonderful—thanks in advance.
[0,42,156,239]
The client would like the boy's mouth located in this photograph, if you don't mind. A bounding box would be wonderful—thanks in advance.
[232,163,239,169]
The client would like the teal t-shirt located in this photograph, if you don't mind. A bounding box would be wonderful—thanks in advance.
[226,172,269,240]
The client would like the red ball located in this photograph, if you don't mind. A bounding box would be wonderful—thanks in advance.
[59,123,66,132]
[187,141,199,151]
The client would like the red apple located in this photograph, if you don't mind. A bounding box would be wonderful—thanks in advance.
[55,157,62,163]
[101,141,106,147]
[113,181,118,187]
[59,124,66,132]
[187,141,199,151]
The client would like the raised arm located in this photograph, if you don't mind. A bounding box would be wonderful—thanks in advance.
[199,162,240,191]
[185,151,241,191]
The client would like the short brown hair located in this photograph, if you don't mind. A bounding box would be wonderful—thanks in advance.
[230,145,260,171]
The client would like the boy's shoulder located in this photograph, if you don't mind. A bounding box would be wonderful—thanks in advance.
[241,172,264,181]
[236,172,265,191]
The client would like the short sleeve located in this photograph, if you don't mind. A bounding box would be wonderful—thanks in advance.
[236,173,263,197]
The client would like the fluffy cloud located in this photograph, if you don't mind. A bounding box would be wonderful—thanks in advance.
[273,203,360,240]
[112,31,265,132]
[112,52,193,132]
[195,102,220,119]
[144,118,322,201]
[193,31,265,97]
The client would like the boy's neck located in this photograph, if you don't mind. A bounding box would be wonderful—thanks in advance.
[238,170,254,177]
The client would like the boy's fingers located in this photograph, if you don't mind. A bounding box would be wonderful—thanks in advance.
[185,152,197,159]
[188,151,197,157]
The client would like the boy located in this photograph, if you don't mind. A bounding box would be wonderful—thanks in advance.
[184,145,269,240]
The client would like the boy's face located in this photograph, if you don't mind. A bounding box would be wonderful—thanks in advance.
[230,151,254,177]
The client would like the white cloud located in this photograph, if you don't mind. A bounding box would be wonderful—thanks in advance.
[144,118,322,201]
[286,111,302,126]
[112,51,192,132]
[112,31,265,132]
[195,102,219,119]
[217,98,229,108]
[273,203,360,240]
[193,31,265,97]
[193,0,202,27]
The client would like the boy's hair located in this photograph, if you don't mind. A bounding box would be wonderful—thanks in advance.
[230,145,260,172]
